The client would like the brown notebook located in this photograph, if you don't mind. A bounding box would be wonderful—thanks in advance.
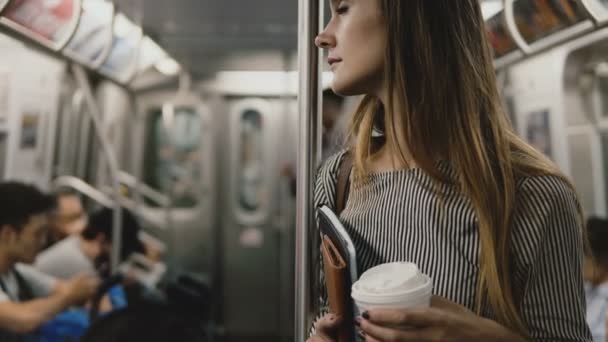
[322,234,354,342]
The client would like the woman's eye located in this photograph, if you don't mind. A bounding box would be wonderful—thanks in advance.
[336,5,348,15]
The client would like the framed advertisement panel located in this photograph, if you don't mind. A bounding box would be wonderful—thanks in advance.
[98,13,142,84]
[485,9,525,68]
[0,0,82,51]
[510,0,593,51]
[137,36,167,73]
[580,0,608,24]
[63,0,113,68]
[486,11,520,59]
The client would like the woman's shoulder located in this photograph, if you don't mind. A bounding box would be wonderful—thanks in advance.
[515,174,579,213]
[314,150,350,210]
[511,174,582,264]
[318,150,349,182]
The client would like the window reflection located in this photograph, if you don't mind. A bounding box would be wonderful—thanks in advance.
[238,109,263,212]
[144,107,201,208]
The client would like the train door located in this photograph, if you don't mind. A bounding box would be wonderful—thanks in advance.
[135,90,215,279]
[561,37,608,218]
[216,94,296,341]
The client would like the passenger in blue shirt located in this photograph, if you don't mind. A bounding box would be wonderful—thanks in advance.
[585,217,608,342]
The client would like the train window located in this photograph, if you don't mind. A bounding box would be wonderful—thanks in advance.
[63,0,114,68]
[143,106,202,208]
[486,12,518,59]
[525,109,553,158]
[513,0,588,45]
[238,109,264,212]
[599,77,608,118]
[0,0,81,50]
[602,133,608,205]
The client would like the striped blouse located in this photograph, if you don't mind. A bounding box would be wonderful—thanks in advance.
[314,150,592,341]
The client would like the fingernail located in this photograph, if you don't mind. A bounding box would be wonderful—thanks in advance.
[357,330,366,339]
[354,317,361,327]
[362,311,370,320]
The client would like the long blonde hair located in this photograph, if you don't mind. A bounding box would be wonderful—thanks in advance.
[348,1,581,335]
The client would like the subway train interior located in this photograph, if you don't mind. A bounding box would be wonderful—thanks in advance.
[0,0,606,341]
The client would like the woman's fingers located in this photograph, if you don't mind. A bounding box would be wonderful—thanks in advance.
[365,307,445,328]
[314,313,343,339]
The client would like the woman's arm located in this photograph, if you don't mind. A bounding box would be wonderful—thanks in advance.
[513,177,591,341]
[359,296,528,341]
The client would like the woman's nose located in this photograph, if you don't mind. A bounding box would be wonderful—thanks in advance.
[315,30,335,49]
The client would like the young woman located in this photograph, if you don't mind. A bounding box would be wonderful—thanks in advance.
[308,1,591,341]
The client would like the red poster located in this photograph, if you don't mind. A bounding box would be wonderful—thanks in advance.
[486,12,517,58]
[2,0,77,45]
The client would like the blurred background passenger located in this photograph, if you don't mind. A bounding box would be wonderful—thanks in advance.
[35,207,146,280]
[585,217,608,342]
[80,302,207,342]
[45,189,87,248]
[0,182,99,340]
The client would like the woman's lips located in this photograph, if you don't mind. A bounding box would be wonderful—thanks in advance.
[328,57,342,66]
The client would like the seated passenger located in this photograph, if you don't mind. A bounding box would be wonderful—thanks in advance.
[45,189,87,248]
[35,207,145,280]
[81,303,207,342]
[0,182,99,339]
[584,217,608,341]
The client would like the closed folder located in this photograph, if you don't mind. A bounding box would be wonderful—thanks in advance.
[321,234,354,342]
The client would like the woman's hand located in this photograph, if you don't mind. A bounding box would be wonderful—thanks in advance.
[307,313,342,342]
[358,296,527,342]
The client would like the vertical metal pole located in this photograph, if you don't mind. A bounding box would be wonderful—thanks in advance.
[72,64,123,274]
[161,102,178,279]
[296,0,323,340]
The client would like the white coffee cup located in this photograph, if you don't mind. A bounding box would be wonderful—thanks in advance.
[351,262,433,312]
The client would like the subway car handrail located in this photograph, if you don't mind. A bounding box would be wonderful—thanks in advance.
[73,64,123,274]
[117,171,171,207]
[98,184,172,232]
[52,176,114,208]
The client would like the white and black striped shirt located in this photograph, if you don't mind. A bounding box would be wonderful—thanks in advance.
[314,151,592,341]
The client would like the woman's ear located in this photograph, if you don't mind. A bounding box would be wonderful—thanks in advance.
[0,225,17,245]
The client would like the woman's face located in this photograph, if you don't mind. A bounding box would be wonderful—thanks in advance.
[315,0,386,96]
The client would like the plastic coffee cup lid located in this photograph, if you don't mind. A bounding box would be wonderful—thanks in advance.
[352,262,432,299]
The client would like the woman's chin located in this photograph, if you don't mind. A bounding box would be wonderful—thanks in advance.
[330,74,373,97]
[331,81,364,97]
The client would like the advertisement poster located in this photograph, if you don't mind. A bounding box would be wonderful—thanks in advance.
[64,0,112,65]
[2,0,78,46]
[514,0,587,41]
[99,14,140,82]
[513,0,588,43]
[20,111,39,149]
[526,110,552,158]
[485,12,517,58]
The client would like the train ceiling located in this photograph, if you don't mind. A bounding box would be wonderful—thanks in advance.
[114,0,299,75]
